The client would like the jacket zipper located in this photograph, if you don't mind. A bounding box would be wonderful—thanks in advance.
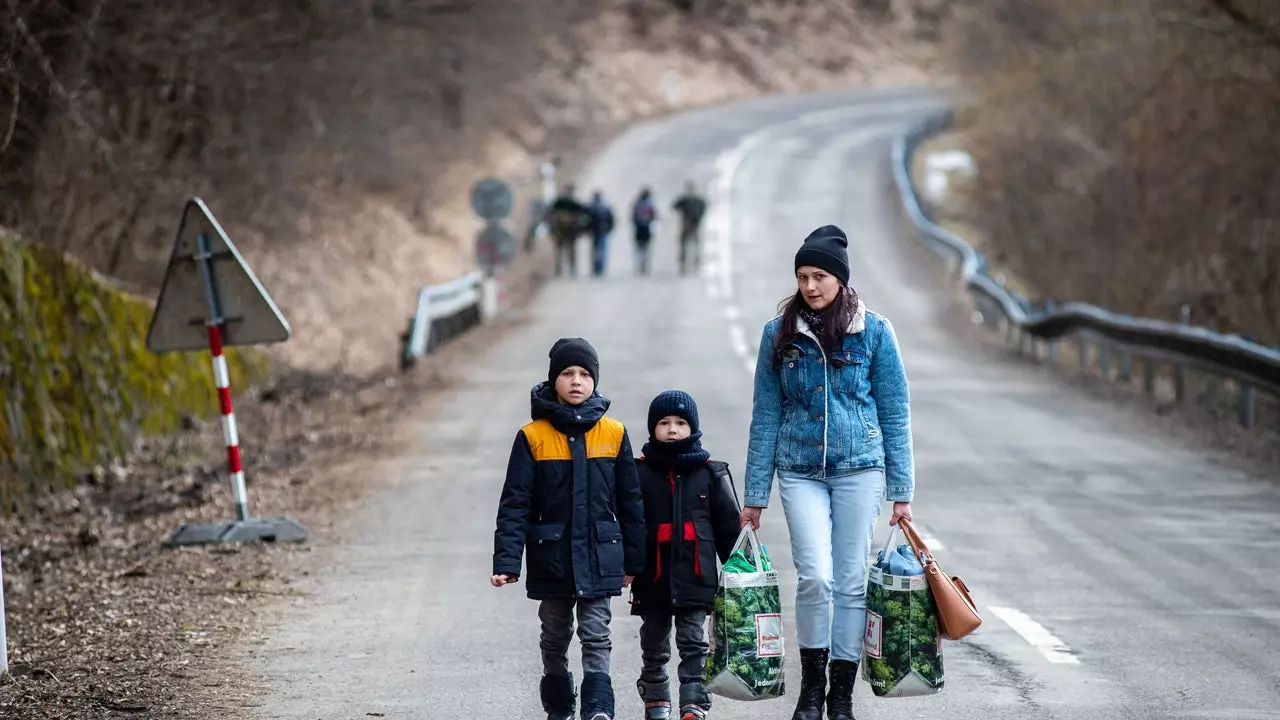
[670,469,684,601]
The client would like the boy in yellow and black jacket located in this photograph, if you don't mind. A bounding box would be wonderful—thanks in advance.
[492,337,645,720]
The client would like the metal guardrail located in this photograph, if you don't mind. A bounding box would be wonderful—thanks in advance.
[893,110,1280,427]
[399,271,491,370]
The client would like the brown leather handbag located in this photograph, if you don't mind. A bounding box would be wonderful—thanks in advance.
[899,518,982,640]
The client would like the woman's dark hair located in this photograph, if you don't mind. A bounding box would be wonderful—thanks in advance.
[772,285,861,367]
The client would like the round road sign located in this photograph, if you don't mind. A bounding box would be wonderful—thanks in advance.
[471,177,514,221]
[475,223,517,270]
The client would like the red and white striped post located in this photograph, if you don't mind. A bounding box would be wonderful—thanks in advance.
[153,200,307,547]
[207,322,249,522]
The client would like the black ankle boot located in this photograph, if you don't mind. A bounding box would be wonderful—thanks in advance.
[825,660,858,720]
[792,648,829,720]
[540,672,576,720]
[581,672,615,720]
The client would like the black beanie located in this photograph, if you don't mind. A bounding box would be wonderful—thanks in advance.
[648,390,699,436]
[794,224,851,286]
[547,337,599,386]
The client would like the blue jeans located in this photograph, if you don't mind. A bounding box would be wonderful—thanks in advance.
[592,233,609,276]
[779,468,884,662]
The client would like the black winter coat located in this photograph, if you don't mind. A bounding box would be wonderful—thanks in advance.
[628,458,741,615]
[493,384,645,600]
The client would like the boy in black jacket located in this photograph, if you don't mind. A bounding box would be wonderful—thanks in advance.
[629,391,741,720]
[492,338,646,720]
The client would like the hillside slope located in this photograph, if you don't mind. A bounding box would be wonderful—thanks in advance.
[1,1,945,377]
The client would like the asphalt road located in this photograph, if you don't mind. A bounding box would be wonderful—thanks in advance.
[249,87,1280,720]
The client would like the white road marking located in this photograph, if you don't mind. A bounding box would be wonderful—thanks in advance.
[698,96,1087,676]
[989,606,1081,665]
[706,97,939,305]
[712,115,925,380]
[728,324,749,360]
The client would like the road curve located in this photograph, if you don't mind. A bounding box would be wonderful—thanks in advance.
[248,87,1280,720]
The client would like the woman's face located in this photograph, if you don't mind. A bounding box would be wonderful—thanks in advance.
[796,266,842,311]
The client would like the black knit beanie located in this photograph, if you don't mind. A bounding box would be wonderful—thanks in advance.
[647,390,699,436]
[794,224,851,286]
[547,337,599,386]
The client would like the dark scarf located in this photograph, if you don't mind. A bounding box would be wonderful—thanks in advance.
[529,382,609,435]
[642,431,711,471]
[799,306,826,338]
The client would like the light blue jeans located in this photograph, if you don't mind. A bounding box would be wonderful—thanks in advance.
[779,468,884,662]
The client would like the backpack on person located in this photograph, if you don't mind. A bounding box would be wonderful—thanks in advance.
[634,199,655,226]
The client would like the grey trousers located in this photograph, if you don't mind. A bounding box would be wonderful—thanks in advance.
[638,608,709,697]
[540,597,613,676]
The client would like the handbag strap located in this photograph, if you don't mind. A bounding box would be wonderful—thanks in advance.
[897,519,933,562]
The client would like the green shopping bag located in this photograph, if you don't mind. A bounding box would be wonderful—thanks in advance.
[862,524,945,697]
[703,526,786,701]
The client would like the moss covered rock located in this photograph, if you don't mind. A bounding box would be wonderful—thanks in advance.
[0,230,268,514]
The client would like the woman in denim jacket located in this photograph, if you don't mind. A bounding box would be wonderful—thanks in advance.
[739,225,915,720]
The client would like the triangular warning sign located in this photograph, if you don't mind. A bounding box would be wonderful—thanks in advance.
[146,198,291,353]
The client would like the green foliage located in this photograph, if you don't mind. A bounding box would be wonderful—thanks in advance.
[703,546,785,699]
[0,230,268,514]
[863,572,944,696]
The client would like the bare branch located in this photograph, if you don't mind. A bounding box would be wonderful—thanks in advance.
[1209,0,1280,51]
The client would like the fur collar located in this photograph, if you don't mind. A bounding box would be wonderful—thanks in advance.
[795,301,867,336]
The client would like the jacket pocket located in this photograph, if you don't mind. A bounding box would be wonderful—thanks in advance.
[830,349,868,395]
[594,520,624,578]
[694,522,718,587]
[526,523,567,579]
[779,344,808,400]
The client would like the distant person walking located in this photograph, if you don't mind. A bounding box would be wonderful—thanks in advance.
[547,184,592,278]
[671,182,707,276]
[588,190,616,278]
[632,188,658,276]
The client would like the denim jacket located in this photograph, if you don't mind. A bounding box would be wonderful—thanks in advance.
[744,304,915,506]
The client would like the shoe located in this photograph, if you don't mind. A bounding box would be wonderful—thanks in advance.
[678,682,711,720]
[541,672,576,720]
[645,702,672,720]
[637,677,671,720]
[825,659,858,720]
[792,648,829,720]
[581,672,615,720]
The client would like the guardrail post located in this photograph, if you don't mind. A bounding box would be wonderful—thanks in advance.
[898,115,1280,418]
[1175,304,1191,405]
[1174,363,1188,405]
[1239,385,1256,428]
[1204,376,1221,413]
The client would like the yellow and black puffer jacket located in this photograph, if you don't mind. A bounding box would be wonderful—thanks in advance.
[493,383,645,600]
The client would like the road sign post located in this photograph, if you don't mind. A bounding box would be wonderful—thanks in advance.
[470,177,519,319]
[536,161,556,244]
[470,177,514,222]
[148,198,307,548]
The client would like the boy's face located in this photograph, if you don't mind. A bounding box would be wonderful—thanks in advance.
[555,366,595,405]
[654,415,691,442]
